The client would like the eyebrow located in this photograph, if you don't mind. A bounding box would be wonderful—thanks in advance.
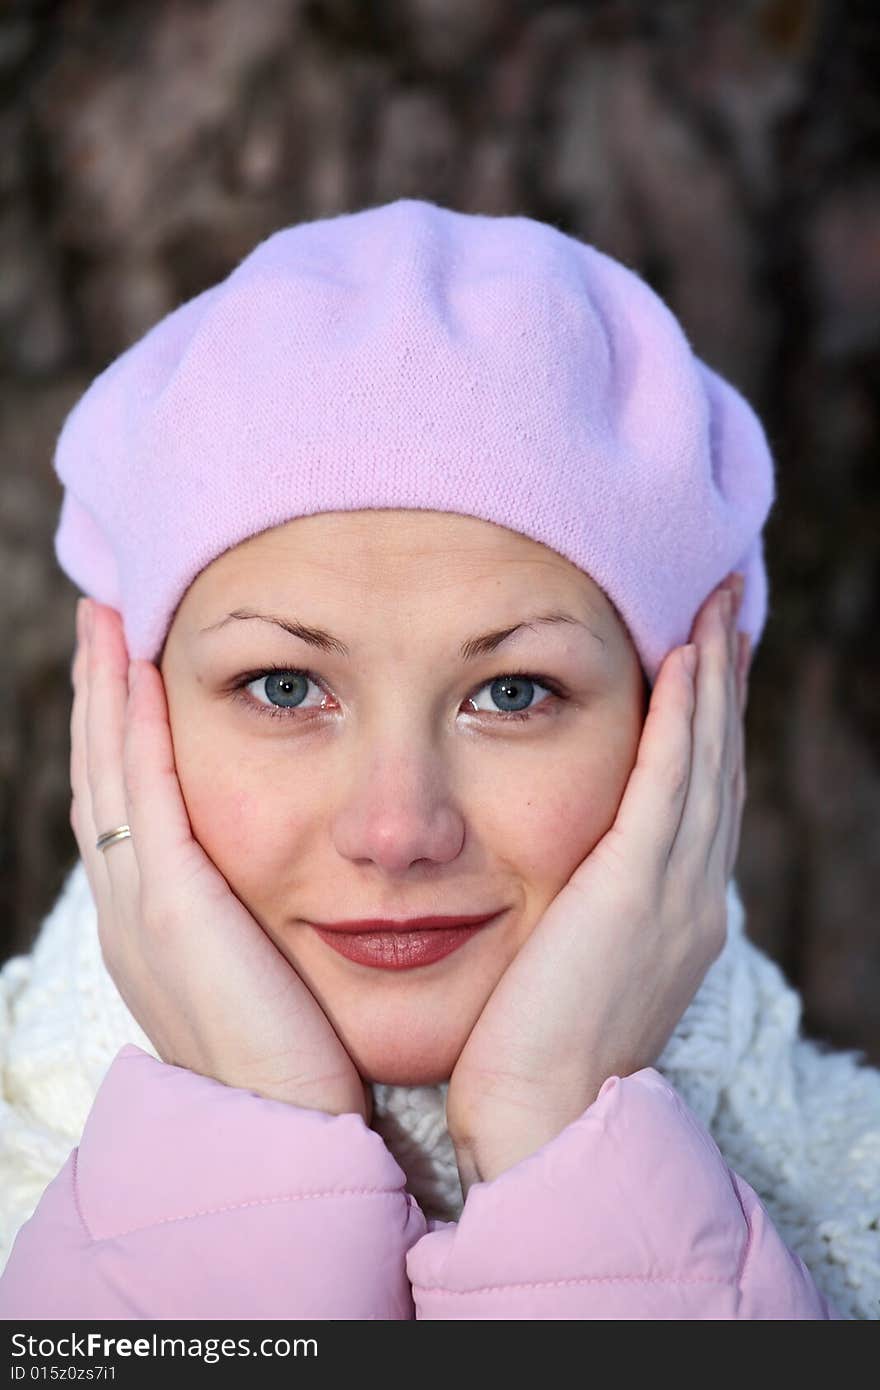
[198,609,606,660]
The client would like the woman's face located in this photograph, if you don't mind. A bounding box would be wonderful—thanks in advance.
[159,509,649,1086]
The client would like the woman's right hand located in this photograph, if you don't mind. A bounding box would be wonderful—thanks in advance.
[70,596,372,1124]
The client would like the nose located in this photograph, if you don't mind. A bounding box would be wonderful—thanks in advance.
[330,745,466,873]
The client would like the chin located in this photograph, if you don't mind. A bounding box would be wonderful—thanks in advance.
[309,972,493,1089]
[350,1034,462,1089]
[368,1059,452,1088]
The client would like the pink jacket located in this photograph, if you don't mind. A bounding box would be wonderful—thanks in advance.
[0,1044,841,1320]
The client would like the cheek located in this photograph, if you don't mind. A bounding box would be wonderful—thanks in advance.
[487,713,641,892]
[166,717,317,900]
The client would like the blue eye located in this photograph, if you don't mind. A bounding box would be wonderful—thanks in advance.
[237,668,327,717]
[230,666,566,724]
[463,674,557,721]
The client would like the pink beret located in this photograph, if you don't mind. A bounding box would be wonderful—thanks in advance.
[53,197,775,684]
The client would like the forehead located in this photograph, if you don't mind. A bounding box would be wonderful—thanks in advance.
[184,509,608,611]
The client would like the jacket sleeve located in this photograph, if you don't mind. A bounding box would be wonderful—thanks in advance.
[405,1067,843,1319]
[0,1044,427,1320]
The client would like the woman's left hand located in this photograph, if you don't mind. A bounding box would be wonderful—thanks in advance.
[445,572,752,1195]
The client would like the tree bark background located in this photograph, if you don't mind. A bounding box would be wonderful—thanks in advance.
[1,0,878,1063]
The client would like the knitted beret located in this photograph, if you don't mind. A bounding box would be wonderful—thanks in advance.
[53,197,775,684]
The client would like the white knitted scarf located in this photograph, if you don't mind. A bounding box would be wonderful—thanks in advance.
[1,858,878,1319]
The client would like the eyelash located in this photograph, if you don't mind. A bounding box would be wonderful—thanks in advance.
[228,665,569,725]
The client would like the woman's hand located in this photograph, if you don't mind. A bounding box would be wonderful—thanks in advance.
[70,597,372,1122]
[445,573,751,1194]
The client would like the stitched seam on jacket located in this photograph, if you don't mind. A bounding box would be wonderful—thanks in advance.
[74,1183,405,1243]
[71,1147,95,1242]
[412,1274,735,1295]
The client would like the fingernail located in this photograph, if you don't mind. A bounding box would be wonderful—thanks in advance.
[85,600,95,637]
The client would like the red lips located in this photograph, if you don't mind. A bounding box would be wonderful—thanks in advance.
[309,917,501,970]
[307,912,501,934]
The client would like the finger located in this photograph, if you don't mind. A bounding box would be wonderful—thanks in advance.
[670,583,732,885]
[737,631,752,716]
[70,599,107,899]
[727,629,751,873]
[727,624,748,875]
[704,580,737,882]
[712,591,743,883]
[70,603,92,834]
[716,584,741,882]
[601,639,697,885]
[122,656,204,911]
[86,600,139,900]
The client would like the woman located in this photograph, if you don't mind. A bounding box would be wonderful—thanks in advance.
[0,199,877,1319]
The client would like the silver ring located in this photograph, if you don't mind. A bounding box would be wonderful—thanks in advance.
[96,825,132,853]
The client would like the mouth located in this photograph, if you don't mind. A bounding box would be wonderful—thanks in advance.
[306,911,505,971]
[308,912,501,934]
